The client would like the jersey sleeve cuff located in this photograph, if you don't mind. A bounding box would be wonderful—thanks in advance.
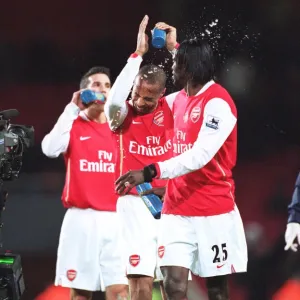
[288,210,300,224]
[169,44,180,58]
[129,53,143,61]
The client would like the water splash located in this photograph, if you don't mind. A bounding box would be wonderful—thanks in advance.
[179,9,261,65]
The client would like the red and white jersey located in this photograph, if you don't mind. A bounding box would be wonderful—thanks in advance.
[156,81,237,217]
[114,99,173,194]
[42,103,117,211]
[104,54,174,195]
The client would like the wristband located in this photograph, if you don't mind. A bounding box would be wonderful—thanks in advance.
[143,164,157,182]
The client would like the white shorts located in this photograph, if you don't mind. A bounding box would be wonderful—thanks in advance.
[117,195,163,280]
[158,205,248,277]
[55,208,128,291]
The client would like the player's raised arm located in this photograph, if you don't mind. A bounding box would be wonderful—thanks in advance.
[41,91,84,158]
[104,15,149,131]
[153,21,180,112]
[156,98,236,179]
[155,21,180,58]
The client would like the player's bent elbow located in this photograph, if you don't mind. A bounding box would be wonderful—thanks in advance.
[42,149,60,158]
[108,119,123,132]
[41,143,61,158]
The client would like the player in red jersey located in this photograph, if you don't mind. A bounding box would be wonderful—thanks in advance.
[41,67,128,300]
[104,15,175,300]
[116,21,248,300]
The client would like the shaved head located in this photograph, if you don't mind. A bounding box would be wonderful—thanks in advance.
[137,64,166,92]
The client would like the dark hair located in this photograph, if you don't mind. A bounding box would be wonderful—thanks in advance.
[137,64,166,91]
[175,38,215,85]
[79,66,111,89]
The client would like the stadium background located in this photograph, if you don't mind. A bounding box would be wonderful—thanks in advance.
[1,0,300,299]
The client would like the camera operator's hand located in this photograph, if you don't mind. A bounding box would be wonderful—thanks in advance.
[71,90,85,110]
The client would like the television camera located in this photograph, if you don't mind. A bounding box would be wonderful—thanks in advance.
[0,109,34,300]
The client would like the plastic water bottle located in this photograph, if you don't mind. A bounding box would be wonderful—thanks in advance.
[151,28,166,49]
[80,90,105,105]
[136,183,163,219]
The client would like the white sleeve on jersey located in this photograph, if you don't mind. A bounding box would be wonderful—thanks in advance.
[41,103,80,158]
[104,55,143,131]
[157,98,237,179]
[165,91,179,111]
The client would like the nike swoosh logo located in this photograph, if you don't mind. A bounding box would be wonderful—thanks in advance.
[217,264,225,269]
[80,136,91,141]
[132,121,142,124]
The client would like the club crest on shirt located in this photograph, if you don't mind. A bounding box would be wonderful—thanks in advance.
[153,111,164,126]
[205,115,220,130]
[190,107,201,123]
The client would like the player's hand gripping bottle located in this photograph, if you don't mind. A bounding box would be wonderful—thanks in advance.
[151,28,166,49]
[136,183,163,219]
[80,90,105,105]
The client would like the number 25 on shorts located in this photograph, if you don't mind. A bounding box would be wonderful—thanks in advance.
[212,243,228,266]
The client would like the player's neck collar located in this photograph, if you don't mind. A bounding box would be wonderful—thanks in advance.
[195,80,215,96]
